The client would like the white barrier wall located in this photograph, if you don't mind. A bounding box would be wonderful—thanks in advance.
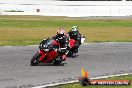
[0,1,132,17]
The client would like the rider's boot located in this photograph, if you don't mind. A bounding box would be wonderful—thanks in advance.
[62,54,67,61]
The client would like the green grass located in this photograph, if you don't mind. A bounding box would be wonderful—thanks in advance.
[0,15,132,46]
[1,18,132,28]
[51,75,132,88]
[1,15,132,28]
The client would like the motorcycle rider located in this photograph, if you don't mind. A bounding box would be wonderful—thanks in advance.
[52,28,69,61]
[68,26,81,54]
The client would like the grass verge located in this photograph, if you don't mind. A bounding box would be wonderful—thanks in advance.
[0,16,132,46]
[51,75,132,88]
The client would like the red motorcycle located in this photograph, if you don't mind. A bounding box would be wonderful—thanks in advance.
[67,35,86,57]
[31,35,84,66]
[31,37,67,66]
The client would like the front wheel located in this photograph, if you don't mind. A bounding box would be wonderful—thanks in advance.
[67,50,73,57]
[31,52,41,66]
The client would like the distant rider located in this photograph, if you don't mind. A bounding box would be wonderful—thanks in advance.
[52,28,69,61]
[68,26,81,53]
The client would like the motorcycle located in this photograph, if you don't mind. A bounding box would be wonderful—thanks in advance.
[67,35,86,57]
[31,37,66,66]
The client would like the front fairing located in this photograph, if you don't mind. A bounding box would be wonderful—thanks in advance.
[39,38,59,51]
[38,38,59,63]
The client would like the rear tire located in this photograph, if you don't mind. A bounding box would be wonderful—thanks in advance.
[53,57,62,65]
[31,52,41,66]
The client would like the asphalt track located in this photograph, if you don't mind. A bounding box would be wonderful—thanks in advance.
[0,42,132,88]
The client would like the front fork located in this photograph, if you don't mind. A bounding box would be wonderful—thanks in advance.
[38,50,46,62]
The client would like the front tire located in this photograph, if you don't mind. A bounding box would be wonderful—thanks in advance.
[67,51,73,57]
[31,52,41,66]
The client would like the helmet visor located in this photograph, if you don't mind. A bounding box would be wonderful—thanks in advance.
[58,34,64,39]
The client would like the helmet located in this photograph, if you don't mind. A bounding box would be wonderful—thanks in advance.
[57,28,65,39]
[72,26,78,31]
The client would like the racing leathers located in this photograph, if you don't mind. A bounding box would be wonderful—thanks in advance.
[68,30,81,53]
[52,34,69,61]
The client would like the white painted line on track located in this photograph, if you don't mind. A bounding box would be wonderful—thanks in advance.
[3,46,13,47]
[83,43,91,44]
[28,45,38,46]
[1,42,120,47]
[2,46,14,47]
[1,45,38,47]
[32,73,132,88]
[83,42,117,45]
[91,73,132,79]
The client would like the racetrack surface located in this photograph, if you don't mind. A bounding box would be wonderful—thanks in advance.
[0,42,132,88]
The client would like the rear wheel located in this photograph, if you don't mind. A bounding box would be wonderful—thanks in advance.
[53,57,62,65]
[31,52,41,66]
